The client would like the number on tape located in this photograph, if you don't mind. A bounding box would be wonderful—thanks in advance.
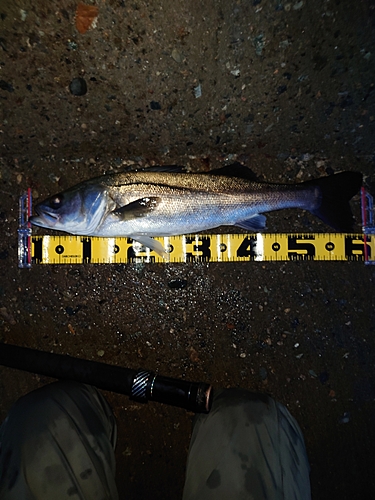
[24,233,374,265]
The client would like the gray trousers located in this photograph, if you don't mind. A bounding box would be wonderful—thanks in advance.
[0,383,311,500]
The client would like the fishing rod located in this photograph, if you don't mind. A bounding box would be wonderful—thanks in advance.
[0,343,212,413]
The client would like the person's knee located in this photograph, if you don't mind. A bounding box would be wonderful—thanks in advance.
[204,387,276,425]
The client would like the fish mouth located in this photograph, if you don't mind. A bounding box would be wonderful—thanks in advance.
[29,206,60,227]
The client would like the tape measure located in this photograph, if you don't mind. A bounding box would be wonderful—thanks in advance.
[17,233,373,266]
[17,189,375,267]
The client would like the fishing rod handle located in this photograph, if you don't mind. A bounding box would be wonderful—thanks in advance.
[131,369,212,413]
[0,343,212,413]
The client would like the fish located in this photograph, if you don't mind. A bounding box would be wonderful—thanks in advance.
[30,165,363,256]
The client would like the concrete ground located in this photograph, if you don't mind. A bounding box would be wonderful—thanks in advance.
[1,0,374,498]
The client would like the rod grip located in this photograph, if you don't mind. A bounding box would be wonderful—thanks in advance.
[131,370,212,413]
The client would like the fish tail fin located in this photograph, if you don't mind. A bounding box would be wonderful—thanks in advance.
[306,171,362,231]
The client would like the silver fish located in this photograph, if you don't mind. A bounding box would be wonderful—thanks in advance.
[30,166,362,256]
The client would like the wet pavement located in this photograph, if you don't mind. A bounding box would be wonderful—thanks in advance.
[1,1,375,498]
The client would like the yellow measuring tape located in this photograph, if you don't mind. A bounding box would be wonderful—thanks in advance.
[28,233,373,264]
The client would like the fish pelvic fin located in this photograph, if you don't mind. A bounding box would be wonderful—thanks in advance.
[112,197,161,220]
[307,171,363,231]
[235,214,267,231]
[130,235,169,260]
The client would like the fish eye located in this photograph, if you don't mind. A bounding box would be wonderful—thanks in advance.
[49,195,63,209]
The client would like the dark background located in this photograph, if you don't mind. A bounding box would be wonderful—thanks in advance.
[1,1,374,498]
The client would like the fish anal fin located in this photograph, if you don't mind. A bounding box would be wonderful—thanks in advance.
[235,214,267,231]
[112,197,160,220]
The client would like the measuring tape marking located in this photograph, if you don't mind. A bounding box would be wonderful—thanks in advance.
[27,233,373,264]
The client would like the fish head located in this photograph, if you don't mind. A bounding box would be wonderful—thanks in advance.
[30,184,108,235]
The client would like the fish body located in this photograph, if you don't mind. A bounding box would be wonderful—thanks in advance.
[30,167,363,255]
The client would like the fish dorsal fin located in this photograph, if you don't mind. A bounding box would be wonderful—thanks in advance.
[112,197,160,220]
[208,163,259,181]
[144,165,186,173]
[122,165,186,173]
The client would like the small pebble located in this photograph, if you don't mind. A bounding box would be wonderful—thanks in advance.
[97,349,105,357]
[67,324,76,335]
[0,80,14,92]
[123,446,132,456]
[69,77,87,96]
[150,101,161,110]
[339,412,351,424]
[67,40,78,51]
[171,48,183,63]
[0,37,7,51]
[293,1,304,10]
[0,307,16,325]
[68,269,81,277]
[277,85,287,95]
[193,84,202,98]
[168,278,188,289]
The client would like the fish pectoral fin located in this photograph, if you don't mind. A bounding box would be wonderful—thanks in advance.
[130,235,169,260]
[235,214,267,231]
[111,197,161,220]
